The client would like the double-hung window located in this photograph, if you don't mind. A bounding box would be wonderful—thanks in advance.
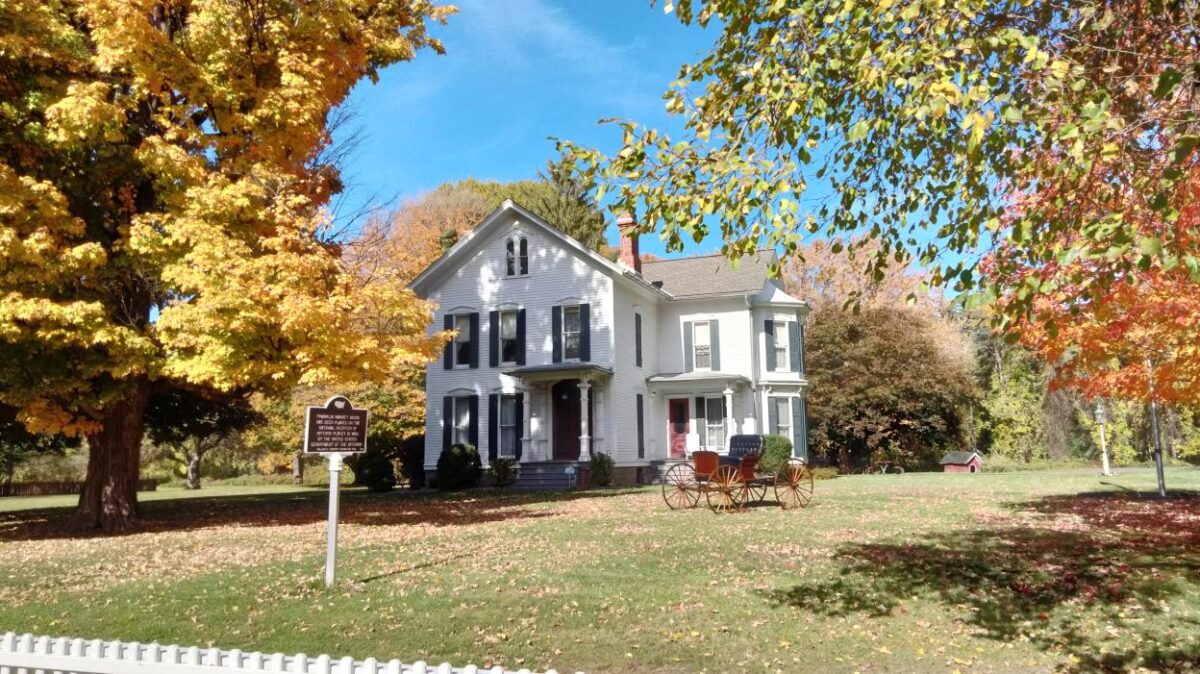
[499,395,519,458]
[697,396,726,450]
[773,397,792,439]
[452,314,474,367]
[705,397,726,451]
[773,321,790,372]
[693,321,712,370]
[563,305,582,360]
[452,396,473,446]
[499,310,518,365]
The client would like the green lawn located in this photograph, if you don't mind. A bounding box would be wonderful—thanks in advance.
[1,468,1198,673]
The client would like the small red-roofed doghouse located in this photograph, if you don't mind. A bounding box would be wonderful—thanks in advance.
[940,451,983,473]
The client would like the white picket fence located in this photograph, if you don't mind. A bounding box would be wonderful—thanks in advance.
[0,633,580,674]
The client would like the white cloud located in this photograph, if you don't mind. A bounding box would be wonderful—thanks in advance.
[450,0,661,113]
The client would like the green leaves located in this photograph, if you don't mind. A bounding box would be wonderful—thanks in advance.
[563,0,1197,333]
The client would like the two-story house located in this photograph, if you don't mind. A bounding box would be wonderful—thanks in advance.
[410,200,810,486]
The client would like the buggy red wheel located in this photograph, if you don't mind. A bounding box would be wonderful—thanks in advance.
[705,465,745,512]
[775,461,814,510]
[661,463,699,510]
[747,481,768,503]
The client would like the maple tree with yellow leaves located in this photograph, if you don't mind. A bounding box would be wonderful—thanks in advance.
[0,0,452,530]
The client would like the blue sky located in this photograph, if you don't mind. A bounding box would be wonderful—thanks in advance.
[333,0,717,258]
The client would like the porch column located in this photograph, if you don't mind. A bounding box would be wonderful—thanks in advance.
[521,389,533,463]
[724,386,735,438]
[578,379,592,462]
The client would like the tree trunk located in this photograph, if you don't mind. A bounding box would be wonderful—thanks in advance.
[837,444,851,475]
[185,453,202,490]
[71,386,150,532]
[292,452,303,485]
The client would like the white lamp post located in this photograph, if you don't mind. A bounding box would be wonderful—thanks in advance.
[1094,401,1112,477]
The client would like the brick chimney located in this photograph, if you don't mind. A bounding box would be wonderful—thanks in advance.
[616,212,641,274]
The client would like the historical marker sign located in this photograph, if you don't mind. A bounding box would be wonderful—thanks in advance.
[303,396,369,587]
[304,396,368,454]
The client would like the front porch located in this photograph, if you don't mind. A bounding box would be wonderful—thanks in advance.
[647,371,755,461]
[502,362,613,465]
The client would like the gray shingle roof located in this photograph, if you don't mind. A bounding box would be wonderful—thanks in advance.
[940,451,982,465]
[641,252,772,298]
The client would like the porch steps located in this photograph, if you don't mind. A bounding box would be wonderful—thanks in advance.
[514,462,584,490]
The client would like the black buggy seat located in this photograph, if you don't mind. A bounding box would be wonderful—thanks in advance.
[720,434,766,466]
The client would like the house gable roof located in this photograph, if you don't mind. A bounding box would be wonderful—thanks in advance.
[640,251,772,299]
[408,199,667,300]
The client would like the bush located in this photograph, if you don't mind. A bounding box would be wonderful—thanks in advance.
[760,435,793,475]
[399,434,426,489]
[347,432,401,493]
[489,457,519,487]
[437,443,482,491]
[810,466,840,480]
[355,450,398,493]
[589,451,614,487]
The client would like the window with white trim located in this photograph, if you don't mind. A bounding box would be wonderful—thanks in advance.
[773,321,790,372]
[693,321,712,370]
[499,394,519,458]
[505,236,529,277]
[705,397,726,451]
[562,305,581,360]
[774,397,792,439]
[452,396,473,446]
[499,310,518,365]
[452,314,473,367]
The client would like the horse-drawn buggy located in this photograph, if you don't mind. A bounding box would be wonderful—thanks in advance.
[661,435,815,511]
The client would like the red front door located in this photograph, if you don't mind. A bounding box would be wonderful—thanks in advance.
[668,398,689,459]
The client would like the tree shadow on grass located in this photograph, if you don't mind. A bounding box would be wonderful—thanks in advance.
[762,490,1200,672]
[0,487,644,542]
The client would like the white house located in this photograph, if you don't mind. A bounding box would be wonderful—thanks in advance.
[409,200,810,486]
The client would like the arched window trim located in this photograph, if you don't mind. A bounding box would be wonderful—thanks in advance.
[504,235,530,278]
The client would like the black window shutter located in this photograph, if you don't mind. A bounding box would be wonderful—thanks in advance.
[552,306,563,363]
[710,319,721,371]
[635,313,642,367]
[636,394,645,459]
[516,309,527,366]
[683,321,694,372]
[799,323,806,373]
[467,395,480,448]
[764,319,776,371]
[789,321,801,373]
[468,313,480,368]
[768,397,780,436]
[791,397,806,460]
[442,396,453,449]
[443,315,454,370]
[695,395,707,446]
[488,311,500,368]
[514,395,524,461]
[488,394,499,462]
[579,303,591,362]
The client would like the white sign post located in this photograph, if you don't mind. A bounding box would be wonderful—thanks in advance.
[303,396,368,588]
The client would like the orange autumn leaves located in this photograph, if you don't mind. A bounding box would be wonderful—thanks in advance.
[989,169,1200,403]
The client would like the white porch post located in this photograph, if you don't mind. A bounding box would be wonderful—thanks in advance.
[578,379,592,462]
[724,386,735,439]
[521,389,533,463]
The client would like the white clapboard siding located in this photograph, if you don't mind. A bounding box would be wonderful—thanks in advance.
[0,632,579,674]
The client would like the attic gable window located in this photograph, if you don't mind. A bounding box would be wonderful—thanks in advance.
[505,236,529,277]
